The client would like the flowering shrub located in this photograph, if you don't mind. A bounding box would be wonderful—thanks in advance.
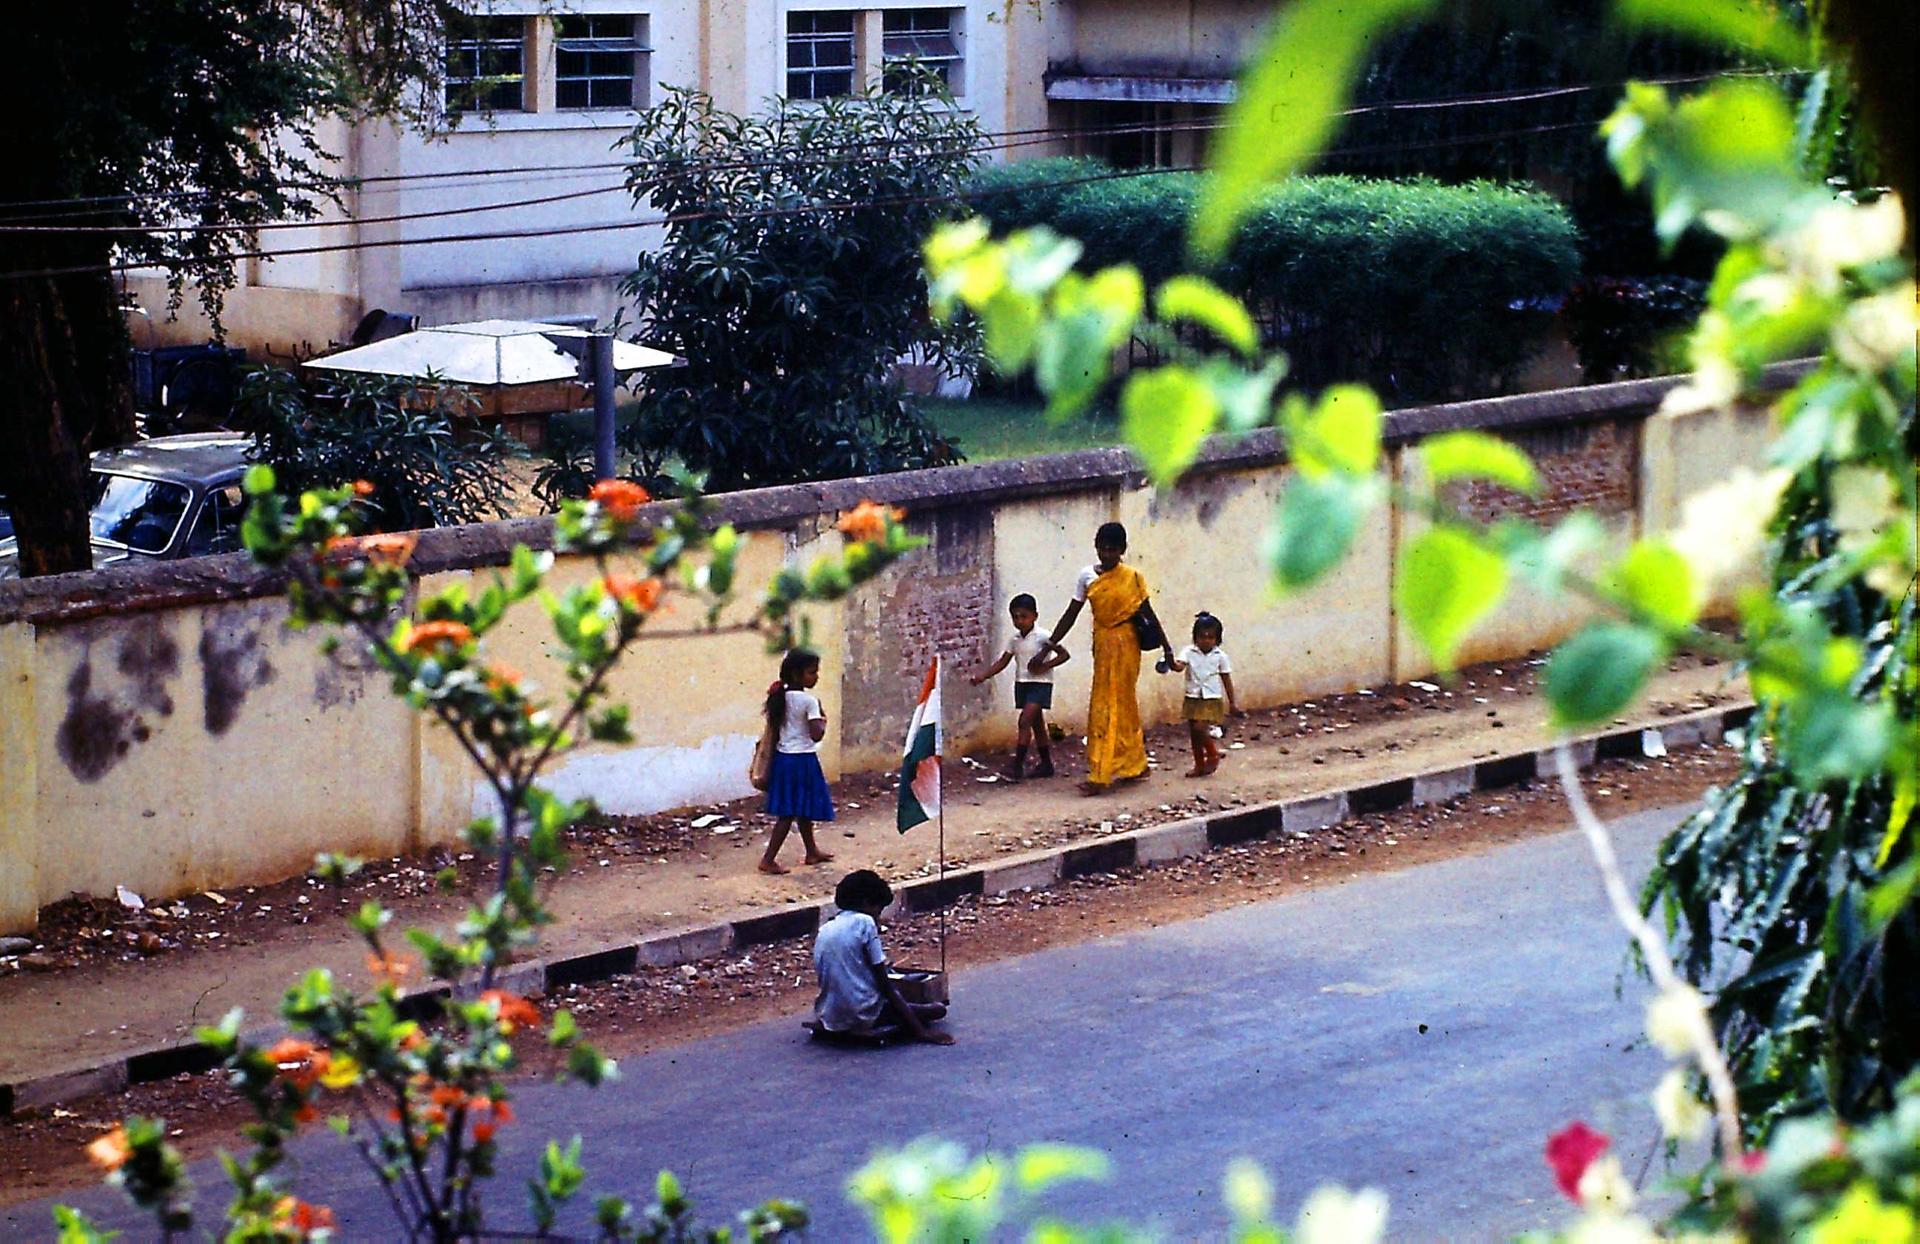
[56,471,920,1242]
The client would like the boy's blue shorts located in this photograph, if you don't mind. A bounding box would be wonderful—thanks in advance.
[1013,682,1053,710]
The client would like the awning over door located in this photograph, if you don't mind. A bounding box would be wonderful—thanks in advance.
[1044,74,1236,105]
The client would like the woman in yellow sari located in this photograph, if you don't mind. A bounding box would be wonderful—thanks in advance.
[1047,522,1175,794]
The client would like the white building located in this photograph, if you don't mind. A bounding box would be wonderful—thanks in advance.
[125,0,1269,359]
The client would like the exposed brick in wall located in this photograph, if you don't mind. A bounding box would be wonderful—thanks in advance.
[1442,417,1641,526]
[841,506,996,764]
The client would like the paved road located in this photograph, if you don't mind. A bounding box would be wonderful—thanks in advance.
[16,806,1691,1240]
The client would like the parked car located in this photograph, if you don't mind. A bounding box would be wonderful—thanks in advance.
[0,434,252,579]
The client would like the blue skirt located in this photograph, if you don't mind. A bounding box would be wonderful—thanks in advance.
[765,751,836,821]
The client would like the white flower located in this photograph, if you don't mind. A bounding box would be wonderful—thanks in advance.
[1294,1184,1389,1244]
[1577,1154,1638,1215]
[1831,466,1896,536]
[1646,984,1710,1058]
[1668,468,1792,591]
[1222,1158,1272,1221]
[1775,194,1906,289]
[1568,1211,1660,1244]
[1653,1068,1712,1142]
[1832,283,1918,373]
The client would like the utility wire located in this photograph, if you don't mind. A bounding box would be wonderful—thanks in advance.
[0,117,1605,282]
[0,67,1781,223]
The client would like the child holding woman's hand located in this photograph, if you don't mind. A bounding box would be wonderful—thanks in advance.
[1169,611,1241,777]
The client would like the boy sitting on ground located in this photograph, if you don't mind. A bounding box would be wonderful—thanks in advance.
[813,870,954,1045]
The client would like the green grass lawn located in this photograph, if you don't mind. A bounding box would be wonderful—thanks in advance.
[920,396,1121,462]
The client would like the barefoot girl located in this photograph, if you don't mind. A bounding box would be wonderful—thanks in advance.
[759,649,837,875]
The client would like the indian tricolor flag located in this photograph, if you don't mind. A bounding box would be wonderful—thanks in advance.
[897,657,942,833]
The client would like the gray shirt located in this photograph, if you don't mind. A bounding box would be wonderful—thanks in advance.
[813,910,888,1032]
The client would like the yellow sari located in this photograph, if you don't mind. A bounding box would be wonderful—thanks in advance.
[1083,563,1151,786]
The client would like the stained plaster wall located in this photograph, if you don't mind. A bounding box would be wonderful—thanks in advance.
[0,371,1795,930]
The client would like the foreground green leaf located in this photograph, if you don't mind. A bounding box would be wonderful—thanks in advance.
[1397,526,1507,668]
[1545,622,1667,726]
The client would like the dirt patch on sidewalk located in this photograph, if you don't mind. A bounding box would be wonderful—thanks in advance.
[0,743,1739,1209]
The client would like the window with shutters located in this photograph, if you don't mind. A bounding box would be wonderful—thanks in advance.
[556,14,651,110]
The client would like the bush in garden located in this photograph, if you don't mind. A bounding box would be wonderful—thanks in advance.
[964,159,1580,400]
[617,82,975,493]
[965,155,1112,234]
[55,470,920,1241]
[238,367,523,532]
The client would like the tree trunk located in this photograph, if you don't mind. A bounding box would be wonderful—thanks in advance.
[0,241,137,578]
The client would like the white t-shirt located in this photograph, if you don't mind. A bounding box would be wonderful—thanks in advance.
[777,689,826,754]
[814,909,888,1032]
[1179,645,1233,699]
[1072,565,1101,602]
[1005,627,1057,684]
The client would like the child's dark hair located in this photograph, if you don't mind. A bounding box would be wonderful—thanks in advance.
[1095,521,1128,551]
[1193,611,1224,641]
[765,648,821,734]
[1009,593,1037,614]
[835,869,894,913]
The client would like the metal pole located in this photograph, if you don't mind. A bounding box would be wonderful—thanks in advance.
[937,659,947,977]
[590,330,617,481]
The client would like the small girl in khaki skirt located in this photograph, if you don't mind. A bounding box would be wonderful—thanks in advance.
[1170,611,1240,777]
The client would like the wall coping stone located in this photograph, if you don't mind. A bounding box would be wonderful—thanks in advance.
[0,363,1811,628]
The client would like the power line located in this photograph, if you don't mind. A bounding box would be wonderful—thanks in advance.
[0,67,1781,224]
[0,117,1608,282]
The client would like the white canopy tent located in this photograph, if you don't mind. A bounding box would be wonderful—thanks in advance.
[303,319,680,386]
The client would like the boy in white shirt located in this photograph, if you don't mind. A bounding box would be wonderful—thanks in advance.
[813,870,953,1044]
[970,593,1071,780]
[1170,611,1241,777]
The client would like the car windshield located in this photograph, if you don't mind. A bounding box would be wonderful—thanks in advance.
[89,473,191,554]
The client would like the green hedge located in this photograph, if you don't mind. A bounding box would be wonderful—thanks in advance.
[965,158,1581,401]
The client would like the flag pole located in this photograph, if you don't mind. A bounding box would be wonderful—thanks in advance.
[937,657,947,976]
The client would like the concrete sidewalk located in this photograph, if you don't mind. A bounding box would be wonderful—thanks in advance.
[0,658,1743,1105]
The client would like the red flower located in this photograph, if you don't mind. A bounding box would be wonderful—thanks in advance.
[266,1037,330,1091]
[85,1126,131,1171]
[403,620,473,655]
[589,479,651,523]
[1545,1122,1611,1201]
[602,573,663,614]
[480,988,541,1032]
[835,499,904,543]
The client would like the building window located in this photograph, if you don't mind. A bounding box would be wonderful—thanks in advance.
[787,11,856,100]
[557,15,651,110]
[445,15,526,114]
[882,9,962,95]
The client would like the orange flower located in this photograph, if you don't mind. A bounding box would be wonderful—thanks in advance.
[397,1029,428,1053]
[589,479,651,523]
[480,989,541,1032]
[836,499,903,543]
[351,480,375,498]
[429,1084,470,1110]
[358,532,418,566]
[266,1037,330,1090]
[602,573,664,613]
[483,661,522,691]
[85,1126,131,1171]
[402,620,473,655]
[274,1197,336,1234]
[471,1096,514,1144]
[366,949,413,984]
[293,1102,320,1126]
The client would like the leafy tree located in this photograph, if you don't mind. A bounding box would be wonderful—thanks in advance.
[240,368,524,532]
[927,0,1914,1161]
[615,83,975,493]
[57,471,919,1240]
[0,1,458,578]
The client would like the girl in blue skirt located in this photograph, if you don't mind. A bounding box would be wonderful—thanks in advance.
[759,649,838,875]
